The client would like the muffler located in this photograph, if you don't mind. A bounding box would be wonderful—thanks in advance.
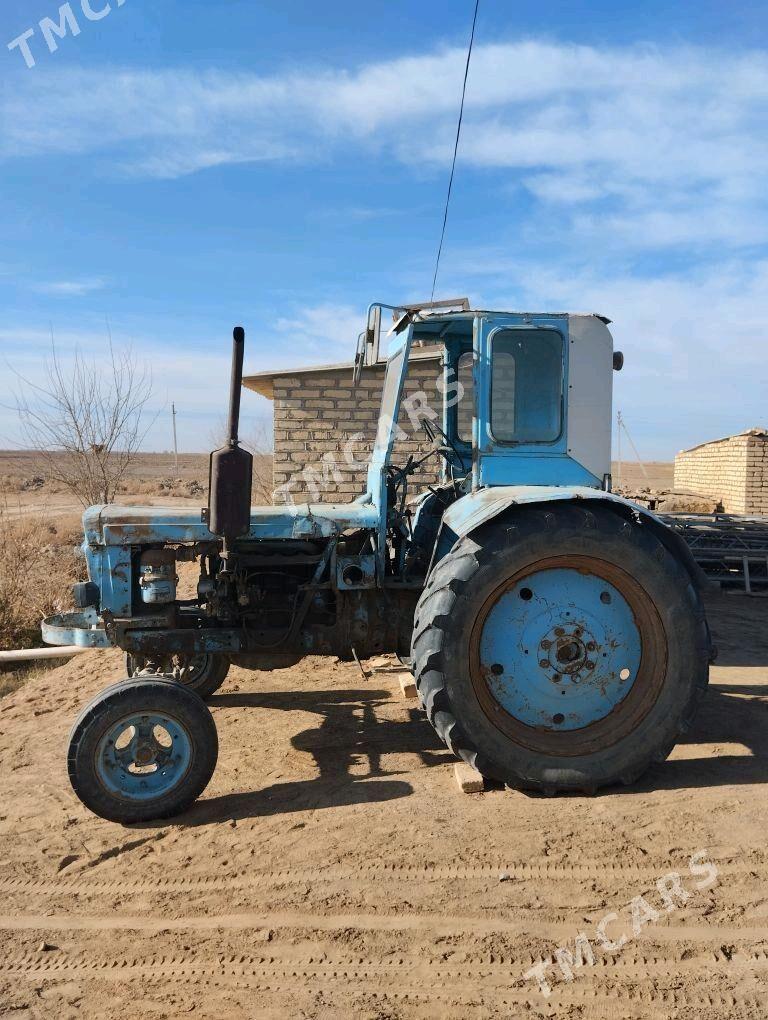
[207,326,253,557]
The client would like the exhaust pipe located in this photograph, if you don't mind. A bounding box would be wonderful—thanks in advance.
[207,326,253,557]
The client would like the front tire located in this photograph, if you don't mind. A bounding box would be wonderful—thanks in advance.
[68,678,218,823]
[412,504,710,793]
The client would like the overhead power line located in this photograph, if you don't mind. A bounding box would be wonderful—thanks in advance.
[430,0,480,303]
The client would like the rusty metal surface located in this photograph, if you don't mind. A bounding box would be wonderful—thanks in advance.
[442,485,656,541]
[660,513,768,593]
[41,609,111,649]
[89,503,378,547]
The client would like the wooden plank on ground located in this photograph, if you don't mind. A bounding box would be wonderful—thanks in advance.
[397,673,418,700]
[454,761,484,794]
[397,677,416,701]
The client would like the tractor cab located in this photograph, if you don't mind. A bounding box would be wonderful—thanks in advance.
[358,301,620,578]
[362,300,618,503]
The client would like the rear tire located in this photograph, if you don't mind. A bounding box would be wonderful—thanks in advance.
[411,504,709,793]
[68,678,218,823]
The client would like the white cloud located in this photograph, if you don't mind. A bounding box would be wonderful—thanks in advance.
[33,278,106,296]
[2,40,767,251]
[2,39,767,459]
[0,43,762,263]
[447,256,768,459]
[274,303,364,363]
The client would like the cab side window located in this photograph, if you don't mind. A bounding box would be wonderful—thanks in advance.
[491,330,563,443]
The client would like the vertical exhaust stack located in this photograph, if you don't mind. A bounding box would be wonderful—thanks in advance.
[207,326,253,562]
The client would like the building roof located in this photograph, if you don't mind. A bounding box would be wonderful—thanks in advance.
[243,349,441,399]
[678,427,768,455]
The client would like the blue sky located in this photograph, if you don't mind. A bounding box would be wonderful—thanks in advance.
[1,0,767,457]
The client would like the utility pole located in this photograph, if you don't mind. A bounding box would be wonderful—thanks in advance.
[616,410,622,490]
[172,402,179,473]
[619,414,649,480]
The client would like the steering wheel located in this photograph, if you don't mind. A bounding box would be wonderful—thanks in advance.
[422,418,468,471]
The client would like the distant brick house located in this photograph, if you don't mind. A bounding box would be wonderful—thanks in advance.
[674,428,768,514]
[244,350,470,503]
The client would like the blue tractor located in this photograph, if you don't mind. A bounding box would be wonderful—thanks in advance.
[45,301,711,822]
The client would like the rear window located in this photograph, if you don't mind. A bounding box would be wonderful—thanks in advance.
[491,329,563,443]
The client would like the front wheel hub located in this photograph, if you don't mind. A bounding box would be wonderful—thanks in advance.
[96,713,192,801]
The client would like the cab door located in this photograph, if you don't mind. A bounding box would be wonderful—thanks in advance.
[474,313,593,488]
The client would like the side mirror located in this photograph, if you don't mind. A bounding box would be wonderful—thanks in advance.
[365,305,382,366]
[352,332,366,387]
[613,351,624,371]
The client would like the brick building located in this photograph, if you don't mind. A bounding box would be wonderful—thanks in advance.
[244,351,472,503]
[674,428,768,514]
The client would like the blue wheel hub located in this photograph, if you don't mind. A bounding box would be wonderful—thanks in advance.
[95,712,193,801]
[478,566,643,731]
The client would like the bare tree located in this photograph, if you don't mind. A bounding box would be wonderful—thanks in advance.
[13,339,153,507]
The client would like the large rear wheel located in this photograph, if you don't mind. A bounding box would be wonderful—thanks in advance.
[412,505,710,792]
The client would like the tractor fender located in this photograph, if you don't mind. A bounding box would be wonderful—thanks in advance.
[439,485,713,593]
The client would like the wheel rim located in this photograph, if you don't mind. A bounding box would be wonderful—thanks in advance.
[469,555,667,756]
[130,654,210,687]
[175,654,210,687]
[94,712,193,801]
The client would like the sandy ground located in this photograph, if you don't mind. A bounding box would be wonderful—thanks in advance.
[0,493,203,523]
[0,451,209,522]
[0,593,766,1019]
[611,461,674,492]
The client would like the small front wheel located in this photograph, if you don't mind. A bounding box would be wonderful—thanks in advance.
[68,679,218,823]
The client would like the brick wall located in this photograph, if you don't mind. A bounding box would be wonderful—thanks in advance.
[673,431,768,514]
[272,356,459,503]
[745,433,768,515]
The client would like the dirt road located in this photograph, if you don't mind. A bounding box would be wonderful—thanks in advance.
[0,593,766,1018]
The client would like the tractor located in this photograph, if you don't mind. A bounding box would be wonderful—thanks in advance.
[44,300,712,822]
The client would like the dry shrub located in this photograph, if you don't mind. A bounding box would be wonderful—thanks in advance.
[0,510,83,651]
